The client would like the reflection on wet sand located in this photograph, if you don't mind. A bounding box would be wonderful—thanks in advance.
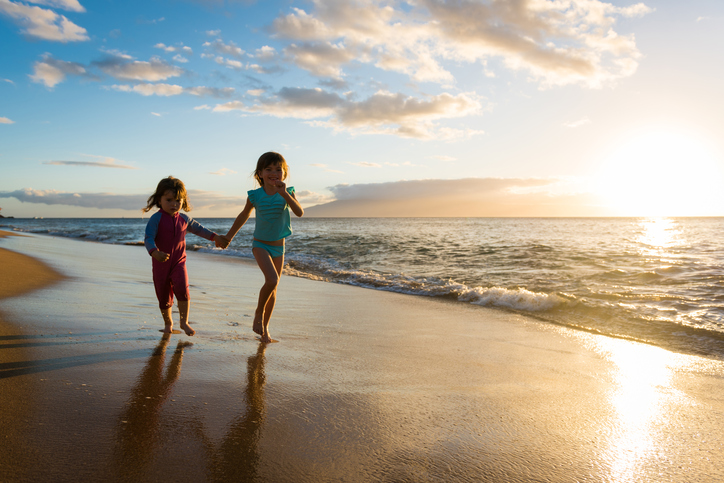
[205,342,267,482]
[599,338,692,482]
[113,334,191,480]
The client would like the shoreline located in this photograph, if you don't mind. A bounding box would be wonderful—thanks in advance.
[0,231,66,300]
[1,232,724,481]
[5,218,724,362]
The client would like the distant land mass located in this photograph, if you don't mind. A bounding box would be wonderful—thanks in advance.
[304,178,612,217]
[304,195,611,218]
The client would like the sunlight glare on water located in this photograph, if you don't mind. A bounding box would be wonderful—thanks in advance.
[635,218,681,250]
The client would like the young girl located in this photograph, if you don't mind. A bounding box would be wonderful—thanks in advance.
[222,152,304,343]
[143,176,227,336]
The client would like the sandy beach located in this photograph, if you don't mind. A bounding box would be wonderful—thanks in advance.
[1,230,724,482]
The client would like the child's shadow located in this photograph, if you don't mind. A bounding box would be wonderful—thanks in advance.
[207,342,268,482]
[112,334,191,479]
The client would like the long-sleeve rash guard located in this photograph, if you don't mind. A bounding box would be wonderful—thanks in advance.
[144,210,216,308]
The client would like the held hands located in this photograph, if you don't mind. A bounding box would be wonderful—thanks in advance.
[152,250,170,262]
[214,234,230,249]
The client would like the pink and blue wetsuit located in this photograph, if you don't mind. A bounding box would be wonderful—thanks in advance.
[144,210,217,309]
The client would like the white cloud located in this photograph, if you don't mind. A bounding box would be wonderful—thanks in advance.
[350,161,381,168]
[272,7,334,40]
[284,42,356,78]
[95,56,182,82]
[0,117,15,124]
[155,43,175,52]
[206,29,221,36]
[309,163,343,174]
[186,86,235,98]
[2,78,15,84]
[254,46,277,61]
[213,100,246,112]
[110,83,183,96]
[155,42,193,55]
[225,59,243,69]
[564,117,592,128]
[100,48,132,60]
[151,112,161,117]
[0,188,146,209]
[204,38,245,58]
[294,189,335,205]
[26,0,85,12]
[43,155,136,169]
[194,104,212,110]
[173,54,189,63]
[433,155,456,162]
[0,0,88,42]
[209,167,237,176]
[30,53,88,88]
[110,84,236,99]
[268,0,652,88]
[0,188,246,211]
[212,87,483,140]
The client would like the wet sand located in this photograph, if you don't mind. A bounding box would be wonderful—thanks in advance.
[0,231,66,481]
[1,231,724,482]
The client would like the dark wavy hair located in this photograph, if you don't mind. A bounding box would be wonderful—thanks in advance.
[253,152,289,187]
[143,176,191,213]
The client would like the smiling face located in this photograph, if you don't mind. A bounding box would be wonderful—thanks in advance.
[159,189,182,215]
[258,162,286,187]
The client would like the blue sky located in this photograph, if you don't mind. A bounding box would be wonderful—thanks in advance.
[1,0,723,217]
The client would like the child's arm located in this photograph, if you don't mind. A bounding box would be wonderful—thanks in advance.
[183,214,230,248]
[144,212,170,262]
[225,198,254,241]
[184,215,217,241]
[275,182,304,217]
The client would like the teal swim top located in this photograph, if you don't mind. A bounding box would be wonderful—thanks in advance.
[248,186,295,242]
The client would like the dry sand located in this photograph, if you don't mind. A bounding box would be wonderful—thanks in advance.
[1,231,724,482]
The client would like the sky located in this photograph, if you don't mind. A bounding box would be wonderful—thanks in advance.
[1,0,723,218]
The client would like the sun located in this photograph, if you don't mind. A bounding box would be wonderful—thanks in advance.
[592,127,724,216]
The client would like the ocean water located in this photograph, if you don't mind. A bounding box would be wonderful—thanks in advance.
[3,216,724,358]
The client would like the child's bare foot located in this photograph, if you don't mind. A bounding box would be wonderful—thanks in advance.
[161,307,174,334]
[179,322,195,336]
[259,329,277,343]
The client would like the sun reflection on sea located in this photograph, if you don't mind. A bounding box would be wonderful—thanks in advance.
[635,217,683,252]
[633,218,687,276]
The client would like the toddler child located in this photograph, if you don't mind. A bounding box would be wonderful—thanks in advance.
[143,176,227,335]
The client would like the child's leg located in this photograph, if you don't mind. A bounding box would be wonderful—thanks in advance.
[160,306,174,333]
[178,300,195,336]
[153,265,175,332]
[252,247,284,342]
[169,262,194,336]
